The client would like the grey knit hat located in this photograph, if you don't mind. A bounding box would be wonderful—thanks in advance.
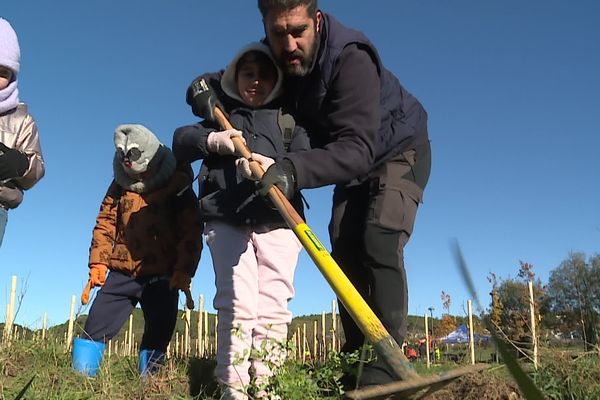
[114,124,161,175]
[0,18,21,75]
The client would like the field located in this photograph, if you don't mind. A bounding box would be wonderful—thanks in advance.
[2,317,600,399]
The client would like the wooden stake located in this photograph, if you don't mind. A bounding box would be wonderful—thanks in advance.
[425,313,430,369]
[467,300,475,365]
[42,312,47,341]
[331,300,337,353]
[297,326,302,359]
[4,275,17,344]
[198,294,203,356]
[203,311,209,356]
[528,281,538,370]
[185,307,191,356]
[321,311,326,361]
[214,314,218,355]
[66,295,76,351]
[313,319,318,361]
[302,323,307,362]
[128,313,133,356]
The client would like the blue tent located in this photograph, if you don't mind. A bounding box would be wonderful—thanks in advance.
[442,324,470,343]
[441,324,491,344]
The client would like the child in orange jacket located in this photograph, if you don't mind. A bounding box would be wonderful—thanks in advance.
[73,124,202,377]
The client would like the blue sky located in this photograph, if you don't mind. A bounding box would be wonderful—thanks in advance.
[1,1,599,329]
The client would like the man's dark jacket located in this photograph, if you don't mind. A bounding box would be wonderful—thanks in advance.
[282,12,429,189]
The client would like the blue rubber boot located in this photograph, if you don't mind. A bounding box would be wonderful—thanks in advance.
[72,337,105,377]
[139,349,165,376]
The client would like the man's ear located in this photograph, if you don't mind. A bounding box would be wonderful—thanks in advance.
[316,11,322,32]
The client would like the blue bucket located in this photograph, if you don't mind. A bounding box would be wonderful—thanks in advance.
[72,337,105,377]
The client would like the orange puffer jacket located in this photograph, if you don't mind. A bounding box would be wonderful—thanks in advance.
[89,164,202,278]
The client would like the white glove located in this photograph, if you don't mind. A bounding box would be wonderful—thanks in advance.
[207,129,245,155]
[235,153,275,181]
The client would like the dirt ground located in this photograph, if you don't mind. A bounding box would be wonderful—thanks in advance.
[422,371,522,400]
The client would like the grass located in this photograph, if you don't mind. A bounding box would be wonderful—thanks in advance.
[0,336,346,399]
[532,348,600,400]
[3,331,600,399]
[1,338,194,399]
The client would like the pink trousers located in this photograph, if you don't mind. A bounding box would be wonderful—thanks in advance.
[205,221,302,386]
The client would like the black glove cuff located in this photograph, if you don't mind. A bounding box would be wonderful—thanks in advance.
[258,159,297,199]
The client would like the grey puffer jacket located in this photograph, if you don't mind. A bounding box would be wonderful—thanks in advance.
[0,103,45,209]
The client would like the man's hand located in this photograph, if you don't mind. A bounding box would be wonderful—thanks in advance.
[0,142,28,181]
[235,153,275,181]
[257,159,297,199]
[81,264,108,305]
[207,129,245,155]
[186,78,223,122]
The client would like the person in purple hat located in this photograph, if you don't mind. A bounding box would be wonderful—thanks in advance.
[0,17,45,248]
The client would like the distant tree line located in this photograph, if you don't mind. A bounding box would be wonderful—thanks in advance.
[487,252,600,351]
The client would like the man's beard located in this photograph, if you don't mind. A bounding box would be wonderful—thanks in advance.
[280,36,318,77]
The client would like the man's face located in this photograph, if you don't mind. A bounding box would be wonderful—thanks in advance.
[263,5,321,77]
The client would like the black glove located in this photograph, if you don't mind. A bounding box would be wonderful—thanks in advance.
[257,159,297,199]
[0,142,28,181]
[186,78,224,122]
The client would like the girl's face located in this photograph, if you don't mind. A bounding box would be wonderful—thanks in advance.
[0,66,13,90]
[236,60,276,107]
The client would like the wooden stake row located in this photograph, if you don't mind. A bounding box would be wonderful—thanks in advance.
[4,275,536,366]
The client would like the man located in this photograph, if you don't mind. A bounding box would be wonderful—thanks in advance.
[255,0,431,388]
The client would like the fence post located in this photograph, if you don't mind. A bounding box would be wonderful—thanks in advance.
[66,295,76,351]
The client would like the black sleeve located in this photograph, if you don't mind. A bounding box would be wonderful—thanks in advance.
[172,122,215,163]
[285,44,380,189]
[287,124,311,153]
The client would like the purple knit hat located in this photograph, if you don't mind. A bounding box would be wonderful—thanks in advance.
[0,18,21,75]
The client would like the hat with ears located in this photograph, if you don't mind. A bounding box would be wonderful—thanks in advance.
[0,18,21,75]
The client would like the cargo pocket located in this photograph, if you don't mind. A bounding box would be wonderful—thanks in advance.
[367,162,422,234]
